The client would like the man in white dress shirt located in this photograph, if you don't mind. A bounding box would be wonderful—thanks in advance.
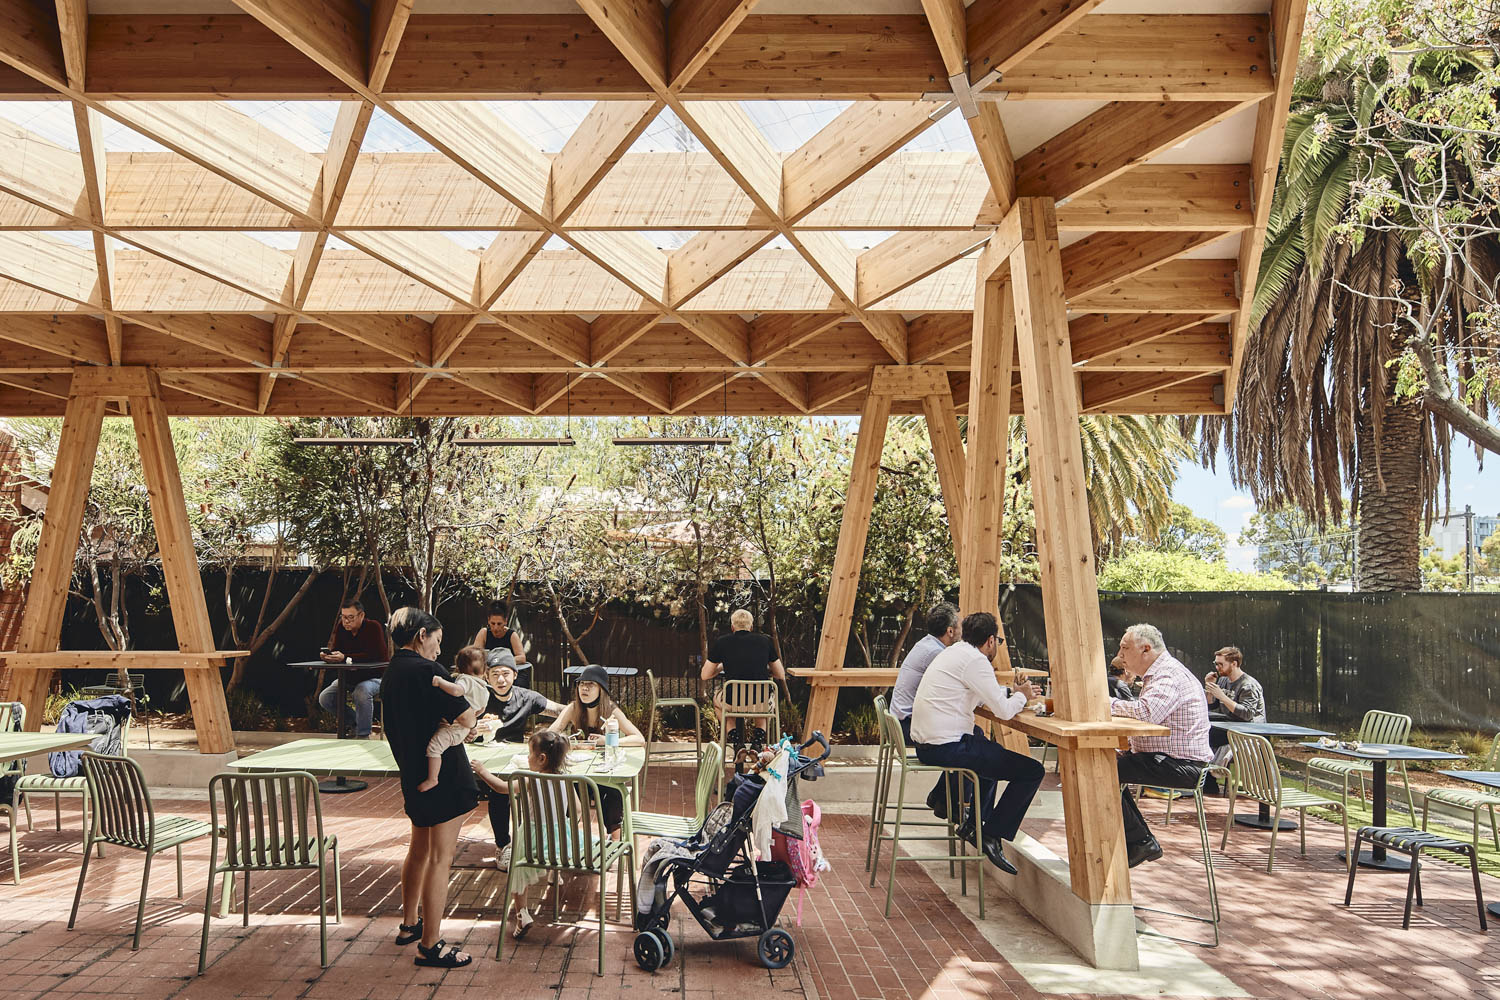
[1110,623,1213,867]
[911,612,1042,874]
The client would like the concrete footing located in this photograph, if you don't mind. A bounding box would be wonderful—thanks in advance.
[991,832,1140,969]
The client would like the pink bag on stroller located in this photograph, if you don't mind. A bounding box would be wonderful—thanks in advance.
[770,799,822,925]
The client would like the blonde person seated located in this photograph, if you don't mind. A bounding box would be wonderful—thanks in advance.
[700,608,786,749]
[547,665,644,835]
[471,729,571,940]
[417,646,489,793]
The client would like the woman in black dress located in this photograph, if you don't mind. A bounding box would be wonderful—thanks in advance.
[382,607,478,969]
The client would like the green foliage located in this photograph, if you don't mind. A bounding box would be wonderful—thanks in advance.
[1239,507,1356,587]
[1128,502,1228,562]
[1097,550,1294,592]
[835,701,881,745]
[1421,538,1467,590]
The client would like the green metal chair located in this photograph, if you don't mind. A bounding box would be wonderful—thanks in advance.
[67,752,212,950]
[198,770,341,974]
[864,695,919,872]
[633,741,721,840]
[642,670,702,787]
[1422,732,1500,851]
[1305,709,1417,819]
[1135,762,1231,948]
[1225,731,1350,872]
[18,711,132,859]
[2,702,30,884]
[869,708,985,919]
[499,771,637,975]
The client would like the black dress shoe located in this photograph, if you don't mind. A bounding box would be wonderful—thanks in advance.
[953,813,977,844]
[982,836,1018,875]
[926,790,949,820]
[1127,837,1163,868]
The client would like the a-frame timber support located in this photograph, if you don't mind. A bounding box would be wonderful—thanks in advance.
[799,364,981,740]
[0,368,239,754]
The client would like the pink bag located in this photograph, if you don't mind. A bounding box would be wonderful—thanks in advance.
[770,800,822,925]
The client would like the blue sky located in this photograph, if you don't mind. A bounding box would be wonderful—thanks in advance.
[1171,445,1493,570]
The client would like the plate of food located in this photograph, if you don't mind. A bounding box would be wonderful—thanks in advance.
[565,749,595,765]
[1358,746,1388,755]
[1317,736,1338,748]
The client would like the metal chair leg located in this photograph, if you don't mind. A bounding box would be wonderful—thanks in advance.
[68,832,93,930]
[242,871,250,927]
[884,773,907,917]
[1343,833,1363,906]
[1470,848,1488,930]
[596,869,606,976]
[198,863,217,975]
[133,851,154,950]
[317,851,329,968]
[1402,854,1419,929]
[333,841,342,922]
[176,844,184,897]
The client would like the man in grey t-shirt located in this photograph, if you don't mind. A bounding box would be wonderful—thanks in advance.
[890,603,961,818]
[1205,645,1265,752]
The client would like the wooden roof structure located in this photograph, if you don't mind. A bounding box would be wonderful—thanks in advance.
[0,0,1298,422]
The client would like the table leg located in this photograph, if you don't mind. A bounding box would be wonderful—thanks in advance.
[319,670,366,794]
[1234,800,1299,831]
[1339,759,1408,871]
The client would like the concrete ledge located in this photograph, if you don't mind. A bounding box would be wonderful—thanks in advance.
[132,748,238,787]
[989,832,1139,970]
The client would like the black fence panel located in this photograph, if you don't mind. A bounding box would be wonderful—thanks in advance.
[39,571,1500,732]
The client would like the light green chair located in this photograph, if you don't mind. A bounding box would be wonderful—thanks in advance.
[1422,732,1500,850]
[642,670,703,787]
[633,741,721,839]
[198,770,341,974]
[869,708,985,918]
[18,711,132,860]
[864,695,919,872]
[67,752,212,950]
[1305,710,1417,820]
[2,702,30,884]
[1225,731,1350,872]
[499,771,637,975]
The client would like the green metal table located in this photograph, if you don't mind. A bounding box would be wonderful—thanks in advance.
[0,732,96,766]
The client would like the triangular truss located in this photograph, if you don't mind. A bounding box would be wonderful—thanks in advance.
[0,0,1302,420]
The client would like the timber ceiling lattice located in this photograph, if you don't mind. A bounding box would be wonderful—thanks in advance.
[0,0,1302,419]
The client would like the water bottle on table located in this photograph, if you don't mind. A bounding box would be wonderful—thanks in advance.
[604,715,620,768]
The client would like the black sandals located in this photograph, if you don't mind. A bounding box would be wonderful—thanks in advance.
[395,918,423,946]
[414,939,472,968]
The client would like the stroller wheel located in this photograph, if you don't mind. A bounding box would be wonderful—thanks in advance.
[633,931,665,972]
[757,928,794,969]
[653,928,675,967]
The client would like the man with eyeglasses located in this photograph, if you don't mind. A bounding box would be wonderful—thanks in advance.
[910,612,1043,875]
[317,600,391,738]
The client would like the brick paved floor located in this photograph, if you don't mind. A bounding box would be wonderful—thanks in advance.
[3,766,1499,1000]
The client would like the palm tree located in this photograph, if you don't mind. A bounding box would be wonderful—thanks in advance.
[1200,46,1498,590]
[904,413,1192,559]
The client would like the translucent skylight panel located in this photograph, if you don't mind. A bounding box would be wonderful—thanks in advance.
[326,235,358,251]
[227,101,338,151]
[0,102,79,150]
[244,231,303,250]
[645,231,694,250]
[485,101,595,153]
[900,110,977,153]
[998,100,1109,157]
[544,235,573,250]
[98,113,171,153]
[838,231,898,250]
[364,108,437,152]
[742,101,849,150]
[442,231,500,251]
[46,230,95,248]
[630,108,705,153]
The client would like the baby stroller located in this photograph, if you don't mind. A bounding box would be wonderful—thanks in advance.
[633,732,830,972]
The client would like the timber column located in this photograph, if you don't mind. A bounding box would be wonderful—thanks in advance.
[1008,198,1130,905]
[2,368,235,753]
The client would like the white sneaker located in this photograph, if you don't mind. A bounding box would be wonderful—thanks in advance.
[497,846,511,871]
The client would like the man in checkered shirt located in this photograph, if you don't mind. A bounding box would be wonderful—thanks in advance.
[1110,623,1211,868]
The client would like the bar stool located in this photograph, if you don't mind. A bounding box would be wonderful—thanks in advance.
[1134,763,1230,948]
[870,708,985,918]
[717,679,779,796]
[642,670,702,787]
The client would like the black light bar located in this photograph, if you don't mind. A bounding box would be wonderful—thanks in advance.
[611,436,731,447]
[454,437,577,447]
[292,437,417,447]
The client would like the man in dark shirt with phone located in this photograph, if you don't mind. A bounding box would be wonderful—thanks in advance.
[317,600,391,738]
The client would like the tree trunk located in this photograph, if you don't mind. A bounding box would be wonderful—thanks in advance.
[1354,379,1425,591]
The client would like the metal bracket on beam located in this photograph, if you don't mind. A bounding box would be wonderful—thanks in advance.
[1268,26,1279,77]
[950,71,980,120]
[1233,269,1243,300]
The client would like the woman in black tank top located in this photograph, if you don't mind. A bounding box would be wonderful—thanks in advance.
[472,601,530,686]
